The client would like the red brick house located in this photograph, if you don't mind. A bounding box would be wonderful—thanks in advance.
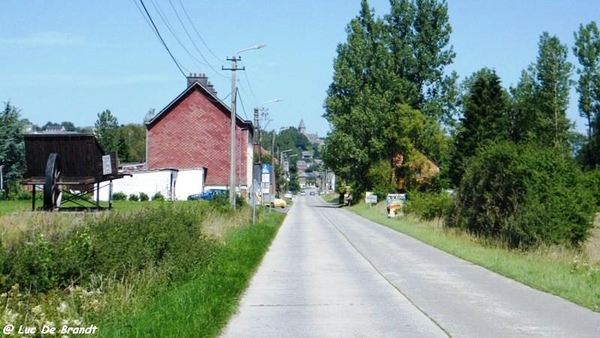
[146,74,254,192]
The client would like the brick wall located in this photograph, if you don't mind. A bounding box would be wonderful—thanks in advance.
[147,89,250,187]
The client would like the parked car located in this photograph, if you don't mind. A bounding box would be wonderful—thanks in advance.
[262,197,287,208]
[300,191,306,196]
[271,198,287,208]
[284,191,293,199]
[187,189,227,201]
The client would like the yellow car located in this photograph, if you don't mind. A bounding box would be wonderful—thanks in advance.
[259,196,287,208]
[273,198,287,208]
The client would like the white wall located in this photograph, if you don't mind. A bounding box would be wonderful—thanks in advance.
[99,168,205,201]
[174,169,204,200]
[99,170,175,201]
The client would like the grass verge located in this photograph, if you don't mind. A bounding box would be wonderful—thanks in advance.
[349,202,600,312]
[97,212,285,338]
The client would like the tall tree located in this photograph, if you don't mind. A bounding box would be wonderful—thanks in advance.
[0,102,25,192]
[323,0,391,193]
[509,33,574,150]
[573,21,600,139]
[509,69,541,144]
[94,109,121,154]
[117,123,146,163]
[450,68,510,186]
[386,0,456,118]
[323,0,454,194]
[534,32,574,149]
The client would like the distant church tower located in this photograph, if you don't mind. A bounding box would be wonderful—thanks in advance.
[298,119,306,135]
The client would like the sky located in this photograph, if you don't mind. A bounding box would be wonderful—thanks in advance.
[1,0,599,137]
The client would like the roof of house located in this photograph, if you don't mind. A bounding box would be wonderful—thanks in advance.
[145,81,254,133]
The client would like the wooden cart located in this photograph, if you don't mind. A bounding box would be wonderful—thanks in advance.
[21,133,126,211]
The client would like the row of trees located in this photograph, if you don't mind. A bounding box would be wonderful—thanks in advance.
[323,0,454,196]
[94,110,146,164]
[323,0,600,248]
[324,0,600,192]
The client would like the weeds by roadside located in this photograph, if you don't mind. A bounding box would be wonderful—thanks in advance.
[0,201,284,337]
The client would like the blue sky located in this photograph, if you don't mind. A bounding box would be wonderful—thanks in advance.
[1,1,599,137]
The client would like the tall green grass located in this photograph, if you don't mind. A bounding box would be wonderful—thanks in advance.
[350,202,600,312]
[1,201,284,337]
[97,212,284,338]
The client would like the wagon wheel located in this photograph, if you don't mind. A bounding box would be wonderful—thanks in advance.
[43,153,62,211]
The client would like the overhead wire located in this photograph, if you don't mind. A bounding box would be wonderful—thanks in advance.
[167,0,227,78]
[138,0,187,77]
[176,0,223,64]
[148,0,212,69]
[137,0,240,106]
[133,0,159,39]
[236,88,250,121]
[240,67,259,105]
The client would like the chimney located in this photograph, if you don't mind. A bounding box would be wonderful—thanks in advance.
[206,81,217,96]
[186,72,208,88]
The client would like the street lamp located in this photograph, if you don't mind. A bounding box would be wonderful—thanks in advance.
[225,44,266,209]
[280,149,294,169]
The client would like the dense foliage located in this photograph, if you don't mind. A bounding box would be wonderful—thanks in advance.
[323,0,454,196]
[450,69,510,186]
[447,142,595,249]
[94,109,121,154]
[404,191,453,221]
[0,204,219,293]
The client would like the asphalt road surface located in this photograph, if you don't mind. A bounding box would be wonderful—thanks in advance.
[222,193,600,337]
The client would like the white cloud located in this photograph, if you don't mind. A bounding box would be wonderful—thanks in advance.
[0,31,86,47]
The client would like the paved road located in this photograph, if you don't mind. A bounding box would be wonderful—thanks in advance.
[222,193,600,337]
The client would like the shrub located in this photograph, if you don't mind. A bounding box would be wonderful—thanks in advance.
[366,160,396,199]
[112,192,127,201]
[584,169,600,208]
[139,192,149,202]
[1,203,218,293]
[129,193,139,202]
[89,204,217,281]
[404,191,453,221]
[12,190,34,201]
[152,192,165,201]
[447,141,595,249]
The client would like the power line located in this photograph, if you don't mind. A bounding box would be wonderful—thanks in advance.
[237,88,250,121]
[167,0,227,78]
[133,0,158,39]
[241,66,259,105]
[148,0,210,69]
[138,0,187,77]
[176,0,223,64]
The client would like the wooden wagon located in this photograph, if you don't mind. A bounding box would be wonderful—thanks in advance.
[21,133,126,211]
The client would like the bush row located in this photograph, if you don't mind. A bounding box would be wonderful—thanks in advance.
[112,192,165,201]
[404,191,453,221]
[446,142,595,249]
[0,203,218,293]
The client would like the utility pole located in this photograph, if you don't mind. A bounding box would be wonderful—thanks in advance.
[271,133,276,197]
[223,44,266,209]
[223,56,243,209]
[254,108,261,165]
